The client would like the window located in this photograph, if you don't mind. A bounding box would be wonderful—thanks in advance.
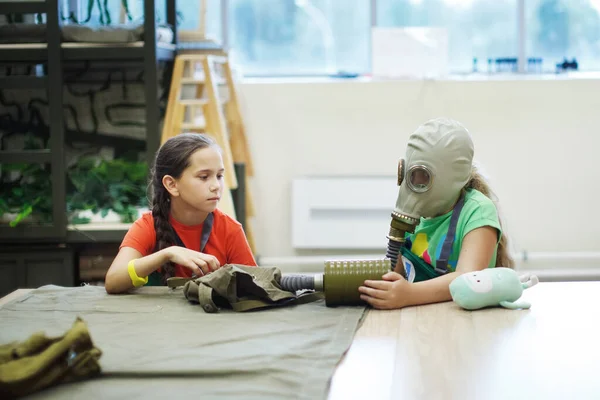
[61,0,600,76]
[526,0,600,71]
[124,0,222,42]
[377,0,517,73]
[68,0,123,25]
[228,0,371,76]
[71,0,222,43]
[176,0,222,42]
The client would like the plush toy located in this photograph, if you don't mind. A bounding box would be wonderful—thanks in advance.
[449,268,539,310]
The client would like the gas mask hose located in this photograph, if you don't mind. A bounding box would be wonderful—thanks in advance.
[386,238,403,273]
[279,259,391,306]
[385,212,417,276]
[279,274,318,292]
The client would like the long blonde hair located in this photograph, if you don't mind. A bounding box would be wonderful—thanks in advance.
[463,164,514,269]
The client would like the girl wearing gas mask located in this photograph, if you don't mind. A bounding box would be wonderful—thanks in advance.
[358,118,513,309]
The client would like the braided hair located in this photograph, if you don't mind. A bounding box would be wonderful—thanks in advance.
[149,133,217,283]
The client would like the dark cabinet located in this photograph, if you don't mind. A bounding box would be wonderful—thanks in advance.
[0,246,76,297]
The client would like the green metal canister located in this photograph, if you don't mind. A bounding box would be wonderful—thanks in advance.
[323,259,392,306]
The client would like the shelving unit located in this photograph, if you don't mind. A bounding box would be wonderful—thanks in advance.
[0,0,178,295]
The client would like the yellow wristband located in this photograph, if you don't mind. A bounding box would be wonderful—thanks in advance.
[128,259,148,287]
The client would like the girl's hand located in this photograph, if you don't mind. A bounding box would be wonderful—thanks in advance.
[166,246,220,276]
[358,272,412,310]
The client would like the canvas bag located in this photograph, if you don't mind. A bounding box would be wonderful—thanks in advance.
[167,264,322,313]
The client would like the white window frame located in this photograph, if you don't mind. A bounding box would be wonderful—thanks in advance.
[178,0,210,42]
[367,0,528,74]
[178,0,229,47]
[65,0,529,75]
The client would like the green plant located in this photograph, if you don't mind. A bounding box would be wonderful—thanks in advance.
[0,162,53,227]
[0,150,149,226]
[0,136,53,227]
[67,156,149,224]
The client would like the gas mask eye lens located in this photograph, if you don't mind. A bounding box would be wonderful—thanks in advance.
[397,159,405,186]
[407,166,432,193]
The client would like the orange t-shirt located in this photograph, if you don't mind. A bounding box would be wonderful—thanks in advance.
[120,208,257,278]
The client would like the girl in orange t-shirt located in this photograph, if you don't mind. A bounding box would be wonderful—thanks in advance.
[105,133,256,294]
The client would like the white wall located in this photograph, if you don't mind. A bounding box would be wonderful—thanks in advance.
[237,75,600,274]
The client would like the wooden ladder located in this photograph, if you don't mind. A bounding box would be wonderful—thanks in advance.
[220,60,256,251]
[161,54,256,253]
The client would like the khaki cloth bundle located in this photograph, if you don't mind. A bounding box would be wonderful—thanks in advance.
[167,264,322,313]
[0,317,102,399]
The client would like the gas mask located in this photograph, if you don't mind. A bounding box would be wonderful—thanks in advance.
[386,118,474,273]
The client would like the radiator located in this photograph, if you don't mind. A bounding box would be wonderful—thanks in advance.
[292,176,398,249]
[288,176,600,281]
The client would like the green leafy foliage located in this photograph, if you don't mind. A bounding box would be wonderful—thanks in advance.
[1,146,149,226]
[66,156,149,224]
[0,137,54,227]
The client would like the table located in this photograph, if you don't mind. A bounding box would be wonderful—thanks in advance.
[2,282,599,399]
[329,281,600,400]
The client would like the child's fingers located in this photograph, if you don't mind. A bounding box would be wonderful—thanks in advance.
[362,280,392,290]
[199,253,220,272]
[382,272,404,281]
[194,258,211,275]
[358,285,387,299]
[360,295,389,309]
[185,260,203,276]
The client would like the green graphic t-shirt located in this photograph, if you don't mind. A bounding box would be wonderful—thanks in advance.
[405,188,502,274]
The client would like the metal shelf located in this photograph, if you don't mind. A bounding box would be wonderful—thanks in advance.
[0,43,176,63]
[66,223,131,243]
[0,225,60,241]
[0,149,52,163]
[0,0,174,244]
[0,1,46,15]
[0,76,47,89]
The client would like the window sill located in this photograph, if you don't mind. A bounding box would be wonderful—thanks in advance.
[240,71,600,84]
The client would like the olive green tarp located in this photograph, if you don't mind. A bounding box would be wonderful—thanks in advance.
[0,285,366,399]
